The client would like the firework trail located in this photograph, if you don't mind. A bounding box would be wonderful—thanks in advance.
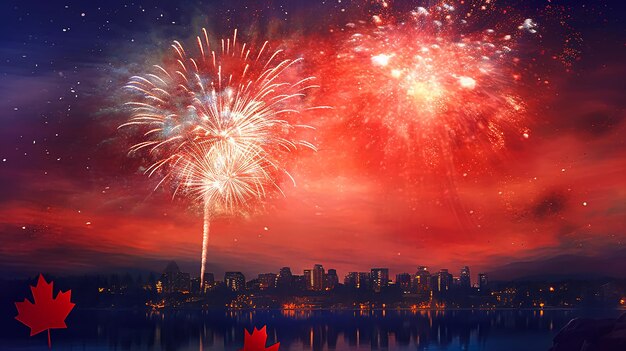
[121,29,319,287]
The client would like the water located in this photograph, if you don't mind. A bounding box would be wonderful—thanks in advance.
[1,309,622,350]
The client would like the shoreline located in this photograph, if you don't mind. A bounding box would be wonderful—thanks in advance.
[75,306,626,312]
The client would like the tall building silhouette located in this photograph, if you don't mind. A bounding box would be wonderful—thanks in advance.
[345,272,371,289]
[203,273,215,287]
[312,264,325,291]
[258,273,277,290]
[277,267,293,288]
[396,273,412,293]
[371,268,389,292]
[304,269,313,290]
[414,266,431,293]
[437,269,453,293]
[159,261,190,293]
[478,273,488,293]
[460,266,471,289]
[326,269,339,290]
[344,272,358,288]
[224,272,245,291]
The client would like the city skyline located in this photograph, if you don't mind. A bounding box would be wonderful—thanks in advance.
[9,258,616,311]
[152,260,485,289]
[4,248,626,283]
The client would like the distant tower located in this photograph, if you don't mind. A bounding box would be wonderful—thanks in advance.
[304,269,313,290]
[161,261,181,293]
[326,269,339,290]
[160,261,190,293]
[224,272,245,291]
[460,266,471,289]
[202,273,215,291]
[437,269,453,292]
[312,264,325,291]
[277,267,293,288]
[413,266,431,293]
[357,272,371,289]
[258,273,277,290]
[396,273,412,294]
[344,272,357,288]
[478,273,488,293]
[371,268,389,292]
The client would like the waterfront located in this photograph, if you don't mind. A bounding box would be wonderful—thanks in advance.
[1,309,623,351]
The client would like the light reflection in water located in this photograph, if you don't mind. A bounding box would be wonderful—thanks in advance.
[0,309,622,351]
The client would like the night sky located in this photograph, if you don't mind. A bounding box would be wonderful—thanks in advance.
[1,0,624,281]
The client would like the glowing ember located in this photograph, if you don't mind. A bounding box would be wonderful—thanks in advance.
[311,1,536,172]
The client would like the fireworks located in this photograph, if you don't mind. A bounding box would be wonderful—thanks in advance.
[121,29,318,286]
[313,1,533,173]
[117,2,568,277]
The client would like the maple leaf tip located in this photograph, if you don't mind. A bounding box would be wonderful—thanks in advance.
[36,274,50,286]
[241,326,279,351]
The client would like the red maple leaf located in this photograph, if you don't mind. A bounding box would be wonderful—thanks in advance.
[15,274,75,348]
[240,326,280,351]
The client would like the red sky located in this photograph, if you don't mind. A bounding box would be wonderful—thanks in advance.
[0,0,624,282]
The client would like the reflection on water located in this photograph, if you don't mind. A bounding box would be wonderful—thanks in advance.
[1,309,622,351]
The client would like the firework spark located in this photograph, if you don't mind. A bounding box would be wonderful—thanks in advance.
[312,1,534,174]
[121,29,319,286]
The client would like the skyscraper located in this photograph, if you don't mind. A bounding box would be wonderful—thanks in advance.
[326,269,339,290]
[277,267,293,289]
[344,272,358,288]
[371,268,389,292]
[304,269,313,290]
[258,273,277,290]
[293,275,307,290]
[345,272,371,289]
[357,272,371,289]
[437,269,453,293]
[201,272,215,292]
[413,266,431,293]
[478,273,488,293]
[159,261,191,293]
[224,272,246,292]
[312,264,325,291]
[396,273,412,294]
[460,266,471,289]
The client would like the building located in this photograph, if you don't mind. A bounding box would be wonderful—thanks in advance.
[203,273,215,291]
[246,278,260,291]
[224,272,246,292]
[192,273,215,293]
[277,267,293,289]
[344,272,358,288]
[303,269,312,290]
[159,261,190,294]
[371,268,389,292]
[358,272,371,289]
[396,273,412,294]
[436,269,453,293]
[344,272,371,289]
[478,273,488,293]
[326,269,339,290]
[293,275,307,290]
[460,266,471,289]
[258,273,277,290]
[413,266,431,293]
[312,264,325,291]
